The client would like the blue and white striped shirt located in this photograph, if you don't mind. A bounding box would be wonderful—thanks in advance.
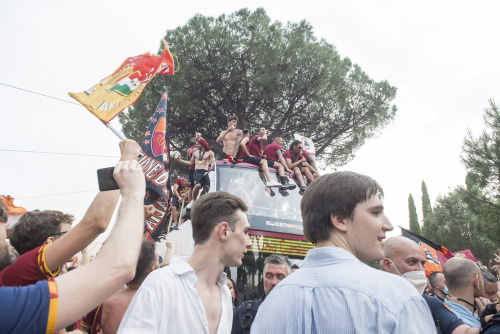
[251,247,436,334]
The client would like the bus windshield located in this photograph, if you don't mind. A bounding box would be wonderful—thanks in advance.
[217,164,302,223]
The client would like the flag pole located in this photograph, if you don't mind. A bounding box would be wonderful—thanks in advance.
[105,123,126,140]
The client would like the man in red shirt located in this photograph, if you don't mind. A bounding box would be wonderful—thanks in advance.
[1,139,141,288]
[237,129,291,190]
[283,140,319,193]
[263,136,297,191]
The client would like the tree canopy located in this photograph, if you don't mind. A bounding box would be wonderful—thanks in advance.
[461,99,500,244]
[119,8,397,167]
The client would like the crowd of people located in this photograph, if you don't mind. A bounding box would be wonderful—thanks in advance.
[4,118,500,333]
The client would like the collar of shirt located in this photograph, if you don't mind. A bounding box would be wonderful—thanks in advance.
[169,256,229,287]
[302,246,359,267]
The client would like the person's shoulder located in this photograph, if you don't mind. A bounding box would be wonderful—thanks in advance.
[283,150,292,157]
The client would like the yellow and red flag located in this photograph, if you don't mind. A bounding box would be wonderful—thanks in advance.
[69,39,175,124]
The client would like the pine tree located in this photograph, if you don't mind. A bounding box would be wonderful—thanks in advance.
[408,193,421,234]
[421,181,432,224]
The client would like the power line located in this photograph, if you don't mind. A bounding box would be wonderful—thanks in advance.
[0,82,81,106]
[17,190,98,200]
[0,148,119,158]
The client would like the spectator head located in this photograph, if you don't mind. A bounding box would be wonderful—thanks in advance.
[193,132,202,142]
[291,263,299,273]
[0,201,7,224]
[190,192,250,266]
[429,271,447,296]
[129,241,158,285]
[263,254,292,296]
[227,116,238,128]
[9,210,74,255]
[289,140,302,153]
[273,136,283,145]
[197,138,211,152]
[301,171,392,262]
[227,277,241,307]
[444,257,484,298]
[258,127,267,136]
[380,236,427,294]
[481,268,499,302]
[380,236,426,275]
[242,129,250,138]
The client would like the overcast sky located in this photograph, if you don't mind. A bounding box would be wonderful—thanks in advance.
[1,0,499,240]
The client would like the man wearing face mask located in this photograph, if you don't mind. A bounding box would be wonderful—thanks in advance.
[381,237,480,334]
[430,272,448,301]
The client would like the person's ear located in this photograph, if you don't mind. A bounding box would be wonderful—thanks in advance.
[45,236,55,245]
[381,258,392,273]
[473,274,480,290]
[330,214,347,232]
[218,222,230,241]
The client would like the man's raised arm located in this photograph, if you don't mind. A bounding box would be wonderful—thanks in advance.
[53,157,146,331]
[44,139,141,272]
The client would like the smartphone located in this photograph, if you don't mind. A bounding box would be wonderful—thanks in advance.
[97,167,119,191]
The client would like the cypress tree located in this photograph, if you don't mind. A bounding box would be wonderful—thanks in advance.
[422,181,432,224]
[408,193,421,233]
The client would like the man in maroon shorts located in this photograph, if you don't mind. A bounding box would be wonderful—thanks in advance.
[283,140,319,194]
[237,128,294,191]
[263,136,296,191]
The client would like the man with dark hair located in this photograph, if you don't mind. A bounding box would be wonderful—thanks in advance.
[251,171,435,333]
[232,254,291,334]
[177,138,215,207]
[262,136,296,191]
[0,139,141,287]
[217,115,239,160]
[100,241,159,334]
[429,271,448,301]
[443,257,489,327]
[236,128,282,188]
[481,269,499,303]
[282,140,316,193]
[119,191,252,333]
[381,236,480,334]
[0,156,146,333]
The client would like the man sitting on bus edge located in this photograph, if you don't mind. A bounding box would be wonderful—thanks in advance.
[232,254,292,334]
[176,138,215,209]
[262,136,297,192]
[236,129,283,189]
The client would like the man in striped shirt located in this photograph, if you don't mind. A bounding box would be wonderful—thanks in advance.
[251,171,436,333]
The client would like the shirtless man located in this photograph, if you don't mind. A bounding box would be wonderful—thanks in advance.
[216,115,239,159]
[100,241,159,334]
[177,138,215,208]
[187,133,202,203]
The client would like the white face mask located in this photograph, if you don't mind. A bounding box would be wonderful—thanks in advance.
[389,259,427,295]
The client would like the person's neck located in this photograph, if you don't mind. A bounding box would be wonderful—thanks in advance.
[448,289,476,314]
[127,282,141,291]
[315,233,355,256]
[434,289,446,300]
[187,244,225,288]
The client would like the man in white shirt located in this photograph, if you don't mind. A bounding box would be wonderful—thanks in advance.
[251,171,436,333]
[118,191,252,334]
